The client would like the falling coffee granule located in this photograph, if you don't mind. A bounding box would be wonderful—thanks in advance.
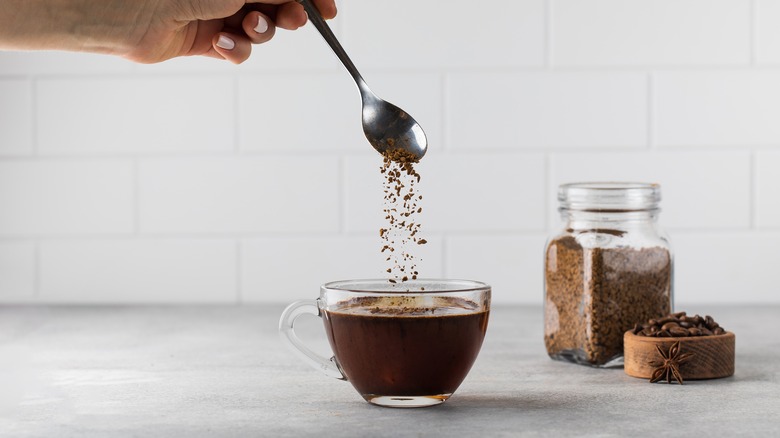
[380,148,426,284]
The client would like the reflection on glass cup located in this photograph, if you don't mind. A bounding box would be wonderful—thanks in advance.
[279,279,491,408]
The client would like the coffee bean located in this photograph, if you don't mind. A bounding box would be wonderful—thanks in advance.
[634,312,725,338]
[670,327,689,337]
[661,322,679,331]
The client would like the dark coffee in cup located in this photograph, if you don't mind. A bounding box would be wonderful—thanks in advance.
[322,296,489,402]
[279,279,491,407]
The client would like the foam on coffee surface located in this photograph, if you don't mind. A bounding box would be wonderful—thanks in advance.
[330,296,481,317]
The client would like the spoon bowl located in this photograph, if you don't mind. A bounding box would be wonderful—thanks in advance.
[298,0,428,160]
[361,95,427,158]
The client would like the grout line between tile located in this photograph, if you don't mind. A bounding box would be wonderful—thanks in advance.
[30,77,38,156]
[33,240,41,300]
[441,72,450,151]
[546,0,554,68]
[647,72,655,149]
[751,151,759,230]
[233,74,241,153]
[339,155,347,234]
[236,239,243,304]
[752,0,759,66]
[440,234,449,278]
[133,158,140,235]
[544,153,551,231]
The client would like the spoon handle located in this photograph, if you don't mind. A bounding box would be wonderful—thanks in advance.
[297,0,370,95]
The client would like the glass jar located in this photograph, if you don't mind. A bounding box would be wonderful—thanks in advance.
[544,182,673,367]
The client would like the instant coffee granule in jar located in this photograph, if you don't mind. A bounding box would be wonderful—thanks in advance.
[544,183,673,367]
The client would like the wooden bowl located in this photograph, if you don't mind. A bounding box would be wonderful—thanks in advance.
[624,330,735,380]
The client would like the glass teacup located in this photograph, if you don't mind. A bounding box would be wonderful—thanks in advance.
[279,279,491,408]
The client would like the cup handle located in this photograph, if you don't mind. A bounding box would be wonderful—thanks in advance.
[278,299,346,380]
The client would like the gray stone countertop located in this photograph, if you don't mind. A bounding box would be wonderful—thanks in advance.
[1,304,778,437]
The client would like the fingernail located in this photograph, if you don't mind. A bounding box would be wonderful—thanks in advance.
[255,16,269,34]
[216,35,235,50]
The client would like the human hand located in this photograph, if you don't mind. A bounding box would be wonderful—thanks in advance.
[126,0,338,64]
[0,0,337,64]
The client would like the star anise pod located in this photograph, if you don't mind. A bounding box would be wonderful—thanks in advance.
[648,340,694,384]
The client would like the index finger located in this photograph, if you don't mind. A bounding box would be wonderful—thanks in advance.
[245,0,337,19]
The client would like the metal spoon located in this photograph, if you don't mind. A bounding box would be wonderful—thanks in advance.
[297,0,428,160]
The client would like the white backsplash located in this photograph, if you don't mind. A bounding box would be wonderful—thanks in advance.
[1,0,778,304]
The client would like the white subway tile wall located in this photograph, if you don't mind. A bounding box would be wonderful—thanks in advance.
[241,236,444,302]
[344,152,547,234]
[671,233,780,303]
[0,79,32,156]
[37,77,235,155]
[0,51,134,75]
[0,160,134,235]
[448,72,648,149]
[138,156,340,234]
[0,79,33,157]
[1,0,778,304]
[0,242,35,302]
[757,0,780,65]
[446,235,548,305]
[655,71,780,147]
[39,239,236,303]
[552,0,751,66]
[342,0,547,68]
[757,151,780,228]
[549,151,752,229]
